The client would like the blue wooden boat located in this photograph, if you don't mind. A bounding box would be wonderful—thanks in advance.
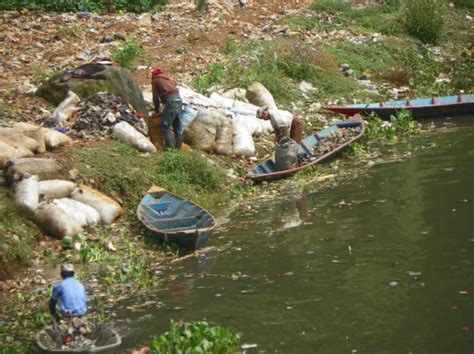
[325,94,474,119]
[137,187,216,249]
[248,118,365,183]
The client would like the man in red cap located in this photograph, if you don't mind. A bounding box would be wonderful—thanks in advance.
[151,67,183,149]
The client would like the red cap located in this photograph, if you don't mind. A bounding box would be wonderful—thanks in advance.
[152,67,162,77]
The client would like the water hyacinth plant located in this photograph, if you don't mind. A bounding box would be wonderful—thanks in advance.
[149,320,241,353]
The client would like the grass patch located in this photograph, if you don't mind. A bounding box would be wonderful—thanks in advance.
[404,0,444,43]
[0,187,41,278]
[69,141,228,212]
[149,320,241,353]
[311,0,402,35]
[111,40,145,70]
[197,39,359,106]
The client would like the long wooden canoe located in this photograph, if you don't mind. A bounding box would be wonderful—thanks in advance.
[248,118,365,183]
[325,94,474,119]
[137,187,216,249]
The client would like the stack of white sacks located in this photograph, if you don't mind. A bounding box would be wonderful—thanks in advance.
[172,82,295,157]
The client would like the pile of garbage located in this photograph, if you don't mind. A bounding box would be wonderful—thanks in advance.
[55,318,92,350]
[312,126,362,158]
[71,92,147,140]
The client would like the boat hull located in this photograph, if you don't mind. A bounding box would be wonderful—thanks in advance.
[33,326,121,353]
[325,94,474,119]
[137,189,216,250]
[248,118,365,183]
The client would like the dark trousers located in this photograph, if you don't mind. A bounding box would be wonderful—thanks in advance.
[161,95,183,149]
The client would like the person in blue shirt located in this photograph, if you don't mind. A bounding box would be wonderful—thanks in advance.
[49,264,88,318]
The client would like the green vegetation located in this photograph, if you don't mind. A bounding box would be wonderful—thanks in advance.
[404,0,444,43]
[196,39,358,105]
[112,40,145,70]
[453,0,474,8]
[0,0,168,12]
[0,187,41,277]
[311,0,402,35]
[149,320,241,353]
[71,141,228,211]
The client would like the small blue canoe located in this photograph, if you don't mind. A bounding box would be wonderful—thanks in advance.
[325,94,474,119]
[248,118,365,183]
[137,187,216,249]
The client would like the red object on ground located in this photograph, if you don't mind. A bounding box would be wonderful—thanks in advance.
[151,67,163,77]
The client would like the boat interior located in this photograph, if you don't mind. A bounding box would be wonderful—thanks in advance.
[139,193,214,232]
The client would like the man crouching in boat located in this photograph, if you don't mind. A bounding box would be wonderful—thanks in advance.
[256,106,304,144]
[49,264,88,319]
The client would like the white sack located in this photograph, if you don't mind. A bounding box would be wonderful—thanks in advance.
[222,88,247,101]
[181,105,198,132]
[70,186,123,224]
[52,198,101,227]
[13,122,70,150]
[0,140,34,168]
[11,122,46,153]
[209,93,260,116]
[113,121,157,153]
[215,116,234,156]
[246,82,278,110]
[35,202,82,239]
[51,91,80,126]
[14,174,39,214]
[233,117,256,157]
[7,158,60,182]
[39,180,77,200]
[178,86,221,108]
[0,129,40,153]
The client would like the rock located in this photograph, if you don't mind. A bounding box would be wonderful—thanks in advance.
[37,64,149,118]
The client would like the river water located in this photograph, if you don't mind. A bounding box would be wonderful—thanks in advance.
[119,121,473,353]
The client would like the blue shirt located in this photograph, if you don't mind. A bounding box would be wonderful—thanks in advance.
[51,277,88,316]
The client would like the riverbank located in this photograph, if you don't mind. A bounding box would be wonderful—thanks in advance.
[0,0,472,351]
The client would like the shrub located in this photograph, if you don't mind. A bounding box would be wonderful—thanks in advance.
[404,0,444,43]
[154,150,226,194]
[149,320,241,353]
[453,0,474,8]
[112,40,145,70]
[453,49,474,92]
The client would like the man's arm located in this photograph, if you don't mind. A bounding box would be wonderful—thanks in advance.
[152,82,161,114]
[49,298,58,316]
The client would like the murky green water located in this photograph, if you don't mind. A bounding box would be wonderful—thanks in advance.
[118,122,474,353]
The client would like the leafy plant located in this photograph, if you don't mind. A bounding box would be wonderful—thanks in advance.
[149,320,241,353]
[390,110,418,135]
[195,63,226,93]
[404,0,444,43]
[112,40,145,70]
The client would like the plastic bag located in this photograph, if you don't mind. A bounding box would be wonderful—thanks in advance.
[275,138,299,171]
[52,198,101,227]
[112,121,157,153]
[246,82,278,110]
[35,202,82,239]
[70,186,123,224]
[6,158,61,183]
[14,174,39,214]
[51,91,80,126]
[38,180,77,200]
